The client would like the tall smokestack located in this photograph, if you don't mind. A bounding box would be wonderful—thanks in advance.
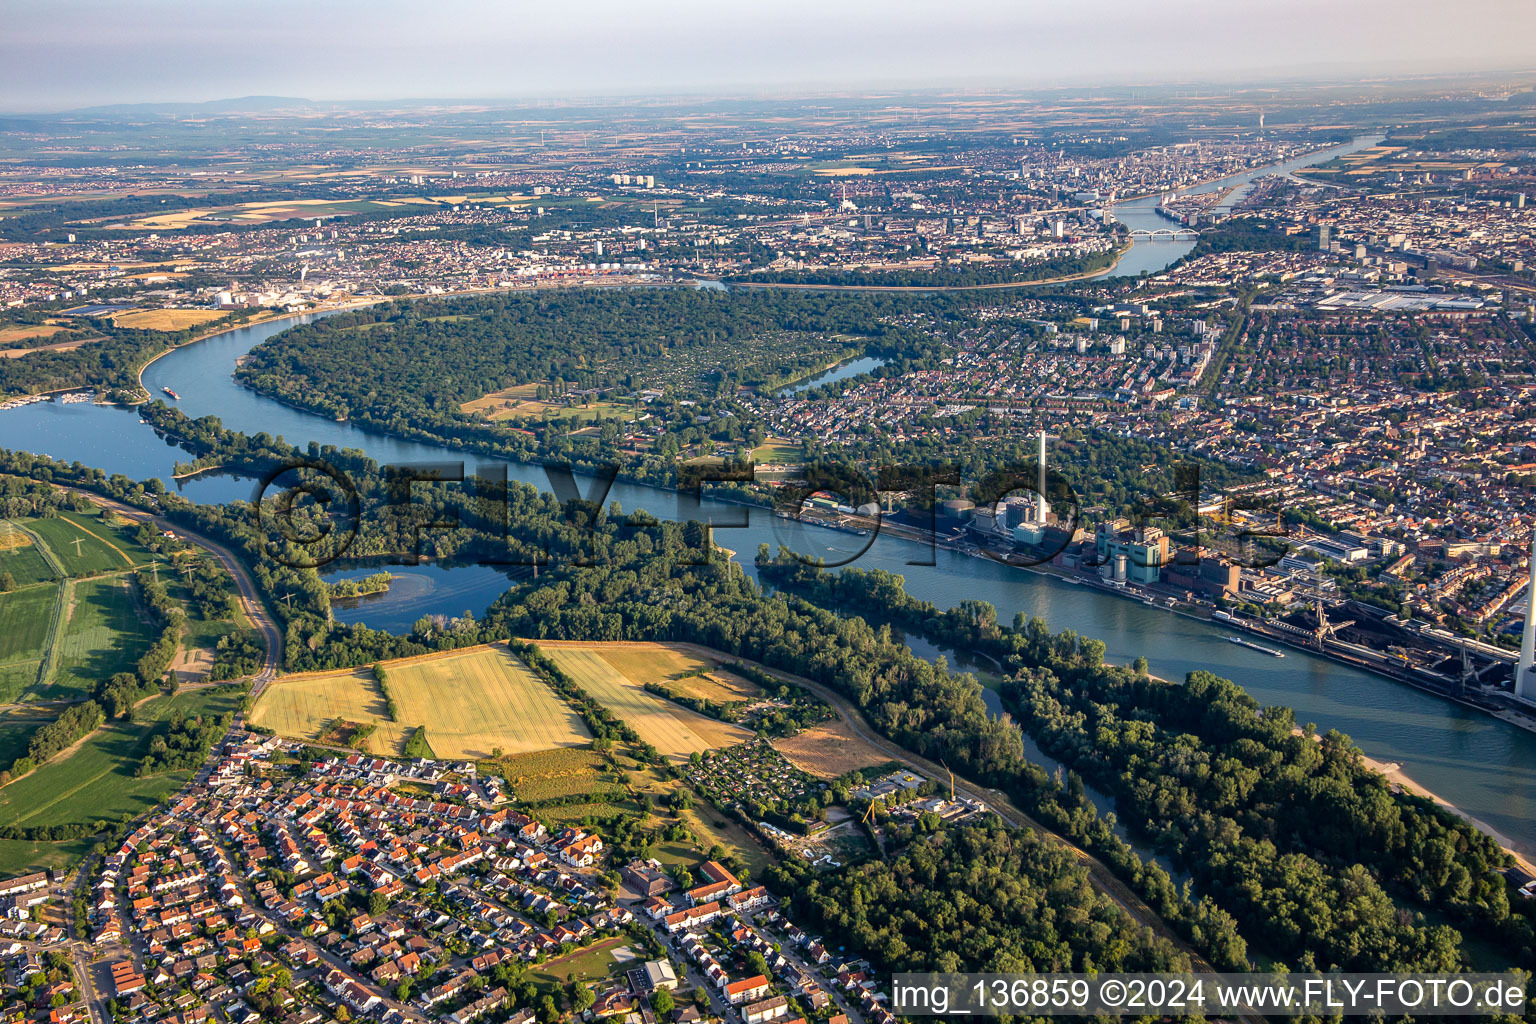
[1037,430,1049,524]
[1520,535,1536,702]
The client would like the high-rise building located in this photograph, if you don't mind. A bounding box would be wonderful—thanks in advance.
[1319,225,1331,251]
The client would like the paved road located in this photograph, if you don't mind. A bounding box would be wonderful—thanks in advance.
[58,487,281,693]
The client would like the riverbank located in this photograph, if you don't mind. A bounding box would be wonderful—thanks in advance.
[1366,751,1536,871]
[133,300,385,399]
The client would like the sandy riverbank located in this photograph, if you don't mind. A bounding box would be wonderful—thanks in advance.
[1359,751,1536,876]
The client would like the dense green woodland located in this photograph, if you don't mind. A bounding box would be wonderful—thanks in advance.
[234,288,904,428]
[795,822,1191,975]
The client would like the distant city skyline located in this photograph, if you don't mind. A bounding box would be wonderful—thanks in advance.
[4,0,1536,113]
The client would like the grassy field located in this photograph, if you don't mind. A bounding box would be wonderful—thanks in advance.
[47,577,156,699]
[110,308,229,332]
[527,936,630,993]
[537,644,752,759]
[772,720,891,778]
[25,514,136,576]
[0,523,57,587]
[0,585,55,666]
[0,585,56,703]
[252,644,591,758]
[750,440,804,465]
[0,687,240,831]
[0,837,95,878]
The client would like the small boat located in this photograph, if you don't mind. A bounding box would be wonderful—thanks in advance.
[162,387,181,400]
[1228,635,1285,657]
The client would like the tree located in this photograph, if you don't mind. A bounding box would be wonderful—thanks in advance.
[651,989,674,1017]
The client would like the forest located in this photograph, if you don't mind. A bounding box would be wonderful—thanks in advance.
[794,820,1191,975]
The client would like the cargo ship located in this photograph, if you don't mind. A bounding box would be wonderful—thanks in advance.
[162,387,180,400]
[1228,635,1285,657]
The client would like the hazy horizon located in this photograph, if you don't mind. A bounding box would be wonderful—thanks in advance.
[4,0,1536,115]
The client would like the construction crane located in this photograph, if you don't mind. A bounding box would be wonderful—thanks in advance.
[941,760,956,802]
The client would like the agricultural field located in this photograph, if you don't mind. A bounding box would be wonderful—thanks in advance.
[252,644,590,758]
[537,643,752,758]
[0,686,241,832]
[0,336,98,359]
[593,644,761,702]
[0,585,56,702]
[61,507,154,561]
[0,584,54,666]
[491,745,613,801]
[772,720,891,778]
[0,322,70,346]
[24,512,137,576]
[0,522,58,586]
[109,308,229,332]
[47,577,156,699]
[0,711,48,768]
[460,382,634,424]
[248,669,402,752]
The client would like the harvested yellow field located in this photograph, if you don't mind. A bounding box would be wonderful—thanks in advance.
[0,338,98,359]
[595,645,760,702]
[0,529,31,553]
[252,644,590,758]
[0,324,69,346]
[773,720,889,778]
[248,670,404,753]
[127,209,215,230]
[537,643,752,759]
[110,309,229,332]
[461,383,630,424]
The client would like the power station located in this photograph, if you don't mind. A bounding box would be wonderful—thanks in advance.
[1519,535,1536,703]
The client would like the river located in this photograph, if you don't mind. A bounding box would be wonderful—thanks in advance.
[1098,135,1383,279]
[6,134,1536,857]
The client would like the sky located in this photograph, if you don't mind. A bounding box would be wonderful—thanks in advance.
[4,0,1535,112]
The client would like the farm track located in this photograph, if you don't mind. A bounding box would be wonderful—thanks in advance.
[54,488,281,692]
